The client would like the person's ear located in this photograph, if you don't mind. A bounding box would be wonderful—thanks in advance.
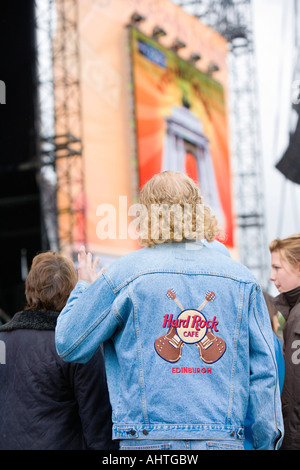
[296,262,300,277]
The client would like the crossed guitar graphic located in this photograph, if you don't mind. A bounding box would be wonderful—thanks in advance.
[154,289,226,364]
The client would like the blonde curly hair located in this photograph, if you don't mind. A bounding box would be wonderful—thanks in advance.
[138,171,221,247]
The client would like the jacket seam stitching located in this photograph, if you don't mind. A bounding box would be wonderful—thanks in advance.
[103,271,116,292]
[227,282,244,424]
[128,284,149,425]
[253,297,280,443]
[111,270,255,295]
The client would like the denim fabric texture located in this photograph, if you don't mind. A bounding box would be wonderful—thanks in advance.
[55,240,284,450]
[119,438,244,451]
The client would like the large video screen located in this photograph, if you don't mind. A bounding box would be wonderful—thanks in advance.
[129,27,234,247]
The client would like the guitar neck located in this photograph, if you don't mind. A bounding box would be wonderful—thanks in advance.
[174,297,184,310]
[197,299,208,311]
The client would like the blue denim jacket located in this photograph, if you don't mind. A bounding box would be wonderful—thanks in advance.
[55,241,283,449]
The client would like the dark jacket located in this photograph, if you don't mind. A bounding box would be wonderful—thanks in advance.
[274,287,300,450]
[0,310,118,450]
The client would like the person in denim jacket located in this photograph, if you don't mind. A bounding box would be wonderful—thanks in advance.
[55,171,283,450]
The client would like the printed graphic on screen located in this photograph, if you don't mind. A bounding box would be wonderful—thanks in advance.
[130,28,234,247]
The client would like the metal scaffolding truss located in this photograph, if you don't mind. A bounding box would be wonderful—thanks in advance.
[172,0,269,286]
[35,0,86,259]
[35,0,269,282]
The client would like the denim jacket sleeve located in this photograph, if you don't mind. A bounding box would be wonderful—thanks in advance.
[55,273,120,363]
[248,286,284,450]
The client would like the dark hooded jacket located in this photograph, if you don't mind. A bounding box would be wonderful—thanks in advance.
[0,310,117,450]
[274,286,300,450]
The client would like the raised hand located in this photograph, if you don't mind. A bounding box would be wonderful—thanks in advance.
[77,246,105,283]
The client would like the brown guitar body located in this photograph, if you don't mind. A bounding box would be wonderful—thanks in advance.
[196,329,226,364]
[154,327,184,363]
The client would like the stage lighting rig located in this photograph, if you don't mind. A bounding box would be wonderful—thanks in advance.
[130,12,146,27]
[207,62,220,76]
[188,52,201,65]
[171,38,186,53]
[152,26,167,40]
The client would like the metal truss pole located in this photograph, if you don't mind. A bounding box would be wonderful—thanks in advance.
[228,16,269,286]
[35,0,59,252]
[173,0,269,286]
[35,0,86,260]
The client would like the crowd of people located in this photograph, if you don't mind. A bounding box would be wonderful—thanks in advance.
[0,171,299,450]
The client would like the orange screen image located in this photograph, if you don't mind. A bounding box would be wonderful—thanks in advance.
[130,27,234,246]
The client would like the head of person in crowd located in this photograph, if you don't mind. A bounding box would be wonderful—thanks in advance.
[25,251,77,313]
[137,170,221,247]
[269,233,300,294]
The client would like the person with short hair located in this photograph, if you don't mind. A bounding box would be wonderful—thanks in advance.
[0,251,116,450]
[270,234,300,450]
[24,251,78,312]
[56,171,283,450]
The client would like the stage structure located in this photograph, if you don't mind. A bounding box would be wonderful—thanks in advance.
[34,0,267,284]
[172,0,269,286]
[70,0,234,265]
[35,0,86,259]
[128,26,233,246]
[162,105,222,215]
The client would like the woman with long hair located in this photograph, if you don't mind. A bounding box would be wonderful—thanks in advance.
[270,234,300,450]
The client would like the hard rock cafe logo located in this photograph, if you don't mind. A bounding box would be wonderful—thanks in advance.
[154,289,226,364]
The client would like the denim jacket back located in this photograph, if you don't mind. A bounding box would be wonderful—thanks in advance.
[55,241,283,449]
